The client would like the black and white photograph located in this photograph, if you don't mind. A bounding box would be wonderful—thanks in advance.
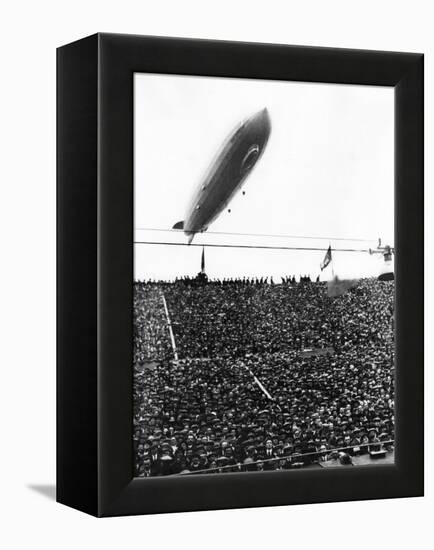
[1,0,429,538]
[133,73,395,477]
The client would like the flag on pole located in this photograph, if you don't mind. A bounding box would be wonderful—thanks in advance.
[201,246,205,274]
[320,245,332,271]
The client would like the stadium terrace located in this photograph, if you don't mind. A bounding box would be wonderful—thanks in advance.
[133,277,394,476]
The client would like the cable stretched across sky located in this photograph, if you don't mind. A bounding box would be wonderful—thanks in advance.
[134,226,380,243]
[134,240,371,253]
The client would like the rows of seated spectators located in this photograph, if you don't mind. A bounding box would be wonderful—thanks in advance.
[133,277,394,476]
[163,278,394,359]
[133,285,174,363]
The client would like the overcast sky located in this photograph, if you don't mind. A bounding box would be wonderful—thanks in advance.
[134,73,394,281]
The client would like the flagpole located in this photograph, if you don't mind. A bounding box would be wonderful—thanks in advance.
[330,243,335,278]
[320,244,333,277]
[201,246,205,274]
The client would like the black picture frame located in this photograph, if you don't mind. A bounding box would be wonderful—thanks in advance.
[57,33,424,517]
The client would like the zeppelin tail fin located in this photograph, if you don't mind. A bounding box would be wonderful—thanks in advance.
[173,221,184,230]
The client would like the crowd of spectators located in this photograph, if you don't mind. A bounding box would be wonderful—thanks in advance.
[133,277,394,476]
[133,285,173,363]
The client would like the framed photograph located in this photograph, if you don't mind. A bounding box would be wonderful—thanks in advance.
[57,33,423,517]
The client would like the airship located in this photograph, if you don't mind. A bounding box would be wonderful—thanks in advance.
[173,108,271,243]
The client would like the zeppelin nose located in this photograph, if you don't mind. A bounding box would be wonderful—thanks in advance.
[261,107,271,125]
[255,107,271,134]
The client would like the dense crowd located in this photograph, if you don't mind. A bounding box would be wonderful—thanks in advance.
[164,278,393,358]
[133,278,394,476]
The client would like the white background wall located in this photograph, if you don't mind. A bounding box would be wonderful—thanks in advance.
[0,1,431,548]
